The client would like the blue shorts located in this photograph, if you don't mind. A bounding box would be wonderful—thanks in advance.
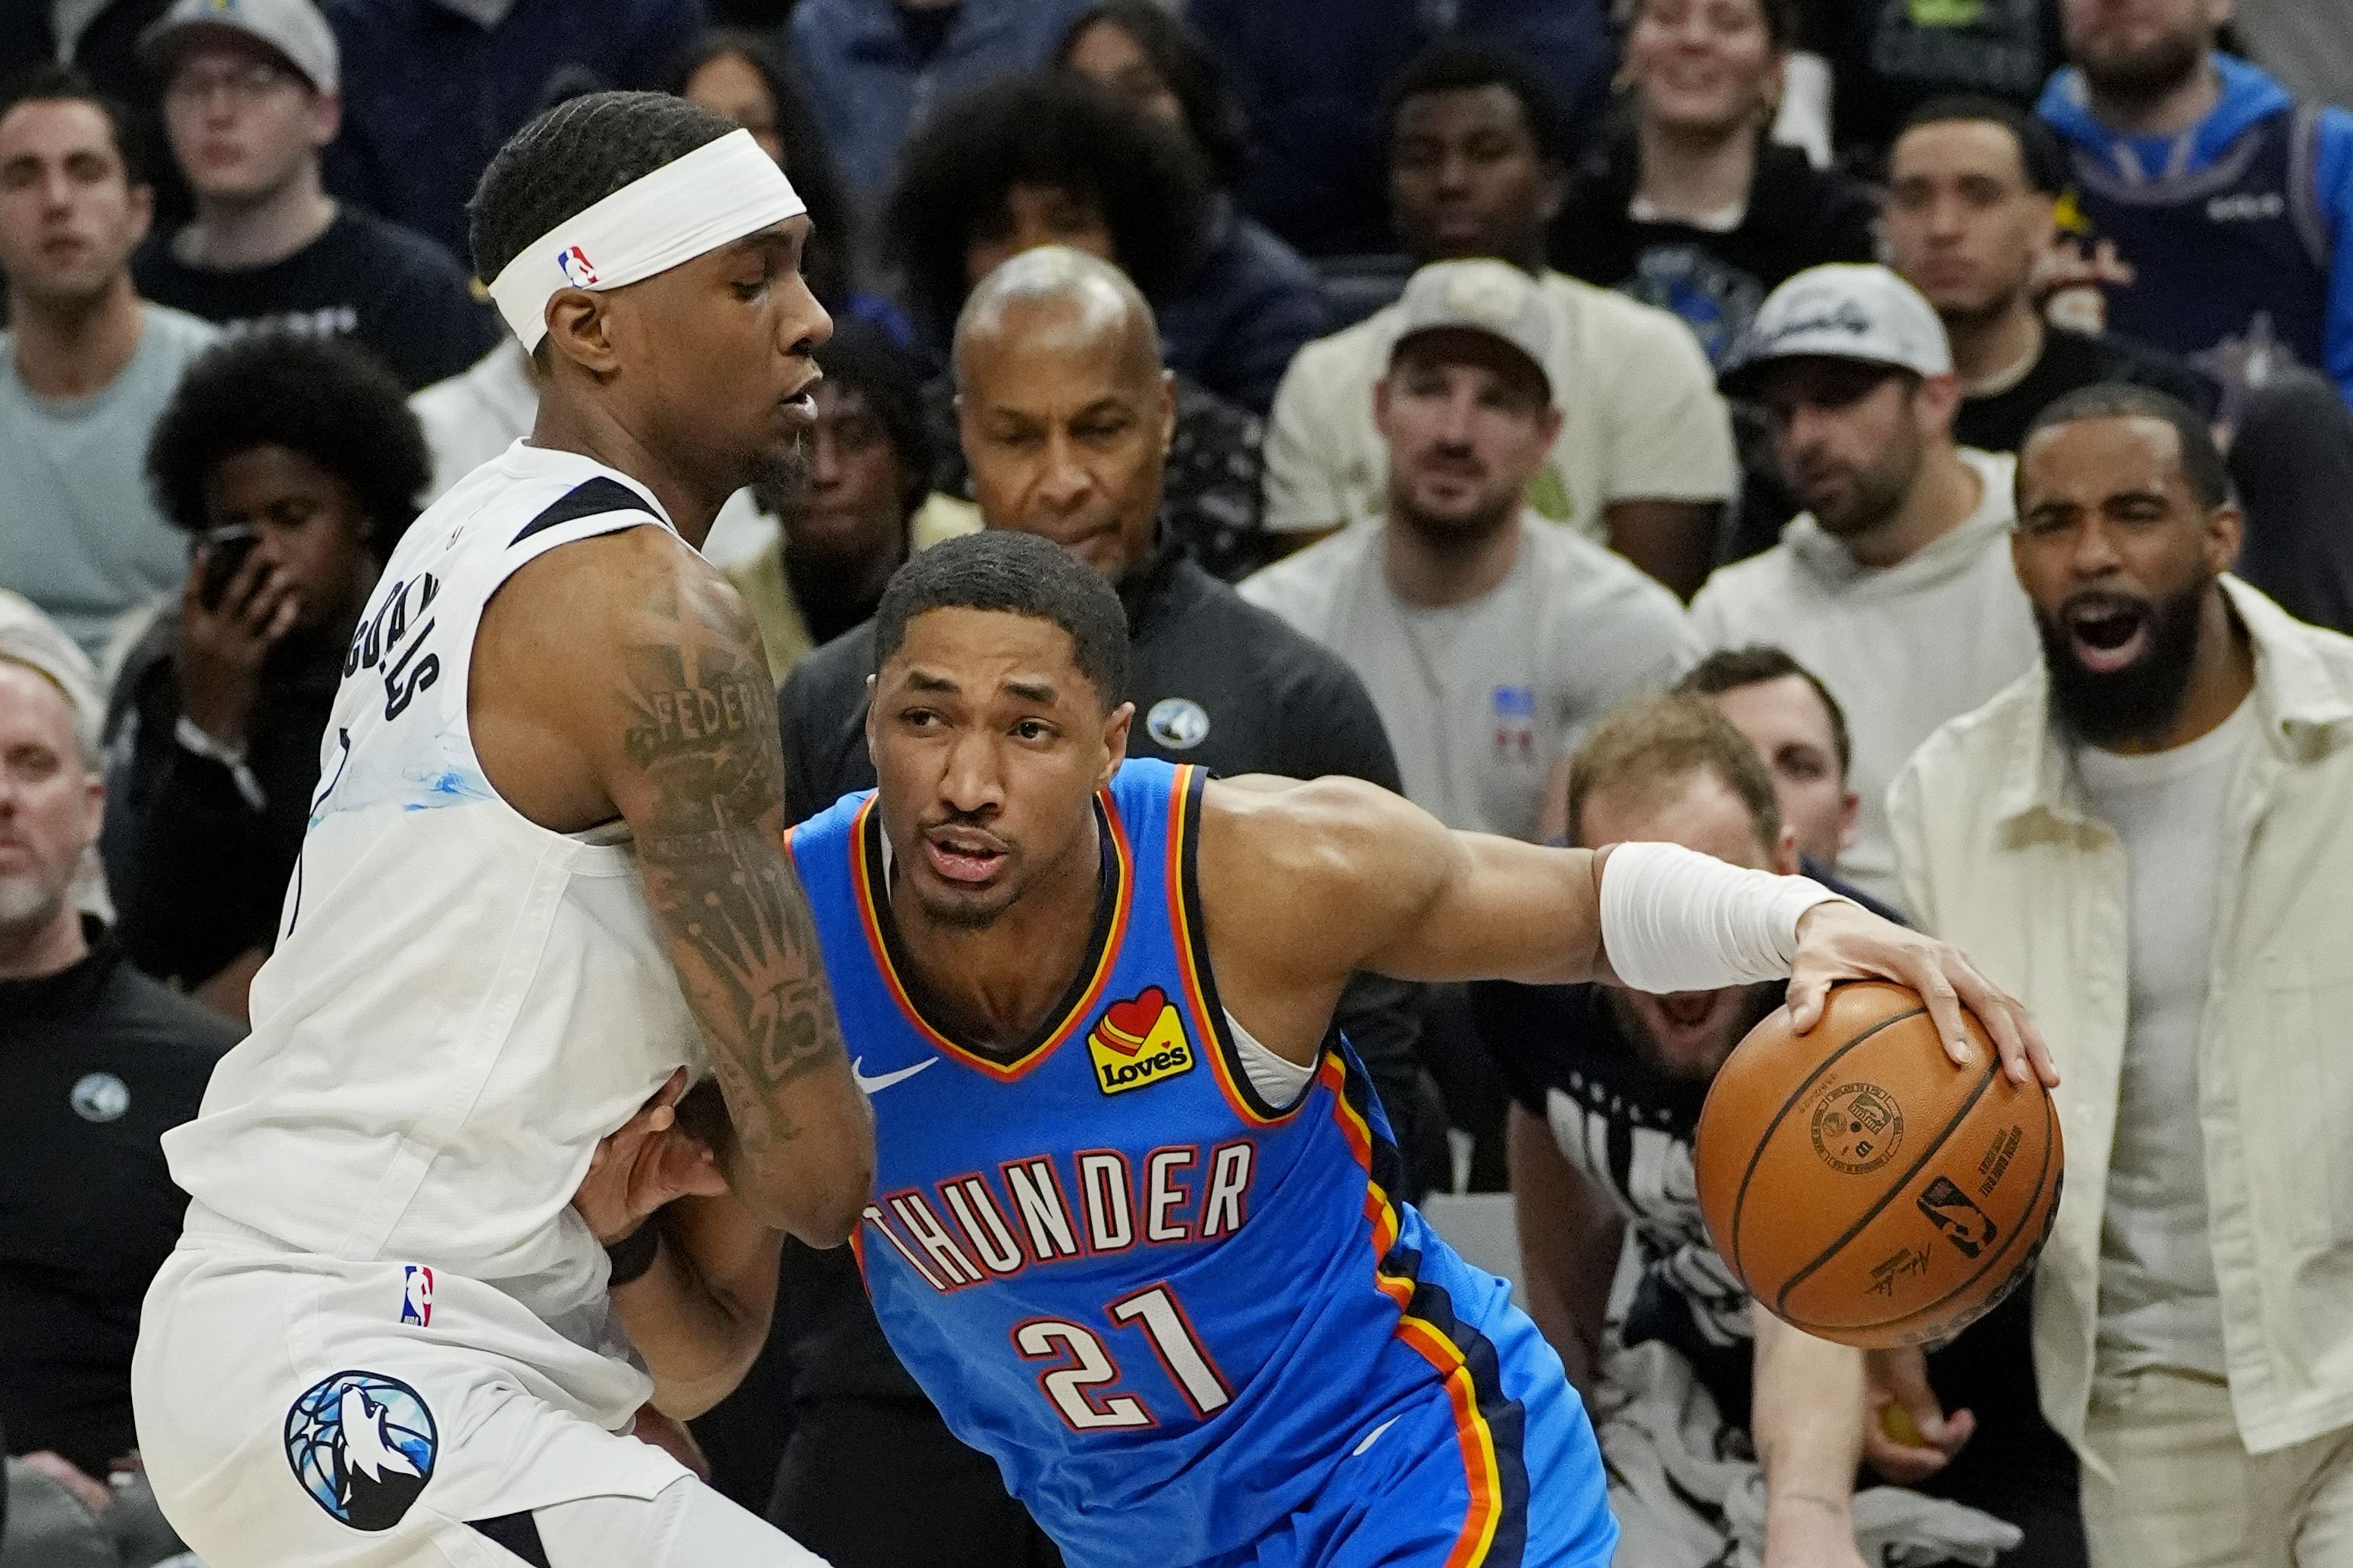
[1200,1309,1617,1568]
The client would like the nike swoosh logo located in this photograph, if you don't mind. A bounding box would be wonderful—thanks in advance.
[1351,1415,1403,1457]
[853,1056,939,1095]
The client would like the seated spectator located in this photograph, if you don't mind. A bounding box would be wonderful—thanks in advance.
[321,0,711,262]
[1673,644,1864,893]
[1244,258,1696,842]
[2038,0,2353,417]
[758,246,1441,1568]
[720,318,973,682]
[1694,263,2035,905]
[131,0,500,392]
[884,74,1269,579]
[663,27,857,315]
[101,334,427,1018]
[0,66,219,668]
[1478,693,2082,1568]
[2228,366,2353,636]
[1882,94,2214,455]
[1053,2,1330,416]
[1797,0,2064,168]
[1890,383,2353,1568]
[790,0,1092,203]
[1188,0,1617,259]
[409,332,535,502]
[1263,42,1738,598]
[1553,0,1878,368]
[0,622,240,1558]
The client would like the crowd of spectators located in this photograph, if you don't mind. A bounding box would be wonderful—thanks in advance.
[2,0,2351,1565]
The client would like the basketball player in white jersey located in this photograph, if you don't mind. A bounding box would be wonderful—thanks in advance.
[130,93,873,1566]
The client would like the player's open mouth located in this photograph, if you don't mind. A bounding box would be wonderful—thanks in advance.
[1657,992,1719,1031]
[781,390,818,422]
[2063,596,2151,675]
[923,829,1009,884]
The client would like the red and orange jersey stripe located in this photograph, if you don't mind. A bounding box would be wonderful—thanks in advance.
[1322,1055,1507,1566]
[846,792,1134,1081]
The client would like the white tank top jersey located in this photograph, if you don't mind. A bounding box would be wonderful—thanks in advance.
[163,441,709,1366]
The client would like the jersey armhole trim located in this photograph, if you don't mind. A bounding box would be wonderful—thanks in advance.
[1169,763,1319,1127]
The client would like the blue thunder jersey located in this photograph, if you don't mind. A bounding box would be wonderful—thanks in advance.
[789,760,1614,1567]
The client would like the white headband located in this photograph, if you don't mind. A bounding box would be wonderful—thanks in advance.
[487,128,807,351]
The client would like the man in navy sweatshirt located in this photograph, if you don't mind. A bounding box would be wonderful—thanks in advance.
[2036,0,2353,419]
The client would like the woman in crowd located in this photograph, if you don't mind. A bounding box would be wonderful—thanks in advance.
[102,335,428,1020]
[886,72,1273,580]
[662,27,861,318]
[1053,0,1330,417]
[1554,0,1878,368]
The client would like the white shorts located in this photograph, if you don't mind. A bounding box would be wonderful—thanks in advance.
[132,1237,824,1567]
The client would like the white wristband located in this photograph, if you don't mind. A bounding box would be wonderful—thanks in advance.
[1598,840,1846,994]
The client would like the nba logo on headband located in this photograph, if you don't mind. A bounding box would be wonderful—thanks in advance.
[556,246,598,287]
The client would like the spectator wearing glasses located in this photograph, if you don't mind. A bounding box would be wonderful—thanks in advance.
[100,333,428,1020]
[0,65,219,669]
[133,0,500,393]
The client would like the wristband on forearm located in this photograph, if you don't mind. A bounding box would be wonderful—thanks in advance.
[605,1221,661,1287]
[1598,840,1848,994]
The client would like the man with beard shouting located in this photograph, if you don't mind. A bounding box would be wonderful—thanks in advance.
[1893,382,2353,1568]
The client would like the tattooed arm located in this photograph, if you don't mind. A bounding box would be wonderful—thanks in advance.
[472,524,874,1243]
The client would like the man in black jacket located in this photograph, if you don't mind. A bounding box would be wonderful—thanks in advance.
[711,246,1442,1566]
[0,620,238,1563]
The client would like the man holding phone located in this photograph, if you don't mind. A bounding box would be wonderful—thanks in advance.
[101,332,431,1019]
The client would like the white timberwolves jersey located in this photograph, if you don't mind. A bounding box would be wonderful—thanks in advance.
[164,443,710,1394]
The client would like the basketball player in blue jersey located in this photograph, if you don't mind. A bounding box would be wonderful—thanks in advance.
[598,528,2055,1568]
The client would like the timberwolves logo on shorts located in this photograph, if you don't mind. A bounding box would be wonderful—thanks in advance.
[284,1371,438,1530]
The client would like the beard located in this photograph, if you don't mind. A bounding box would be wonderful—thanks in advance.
[743,428,813,508]
[0,869,65,939]
[2075,24,2207,107]
[2038,577,2207,748]
[1611,980,1785,1083]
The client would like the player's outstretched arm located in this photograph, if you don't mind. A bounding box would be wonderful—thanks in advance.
[1200,776,2055,1086]
[480,528,874,1242]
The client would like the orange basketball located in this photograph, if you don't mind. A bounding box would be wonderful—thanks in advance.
[1693,980,2063,1350]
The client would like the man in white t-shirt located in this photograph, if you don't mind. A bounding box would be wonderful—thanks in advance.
[1692,263,2035,907]
[1244,259,1696,844]
[1260,43,1737,598]
[1891,383,2353,1568]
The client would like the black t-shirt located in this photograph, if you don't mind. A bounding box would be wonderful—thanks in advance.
[0,925,240,1474]
[133,205,501,391]
[1956,325,2221,456]
[1467,971,2078,1517]
[1555,138,1881,368]
[1802,0,2066,169]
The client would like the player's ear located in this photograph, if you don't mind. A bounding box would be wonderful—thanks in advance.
[544,290,621,375]
[1099,699,1134,788]
[1774,823,1799,877]
[861,672,879,764]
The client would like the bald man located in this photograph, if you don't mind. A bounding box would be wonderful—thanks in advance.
[747,247,1445,1568]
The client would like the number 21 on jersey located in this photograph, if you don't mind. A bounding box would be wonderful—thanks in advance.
[1016,1284,1231,1430]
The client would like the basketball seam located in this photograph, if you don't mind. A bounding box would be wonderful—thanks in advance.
[1724,1005,1926,1286]
[1771,1052,2000,1319]
[1880,1078,2060,1335]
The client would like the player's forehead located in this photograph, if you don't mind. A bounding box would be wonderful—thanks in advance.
[880,606,1097,709]
[2019,413,2190,509]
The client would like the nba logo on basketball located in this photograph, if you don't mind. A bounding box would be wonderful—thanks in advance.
[1088,986,1194,1096]
[400,1265,433,1328]
[556,246,598,287]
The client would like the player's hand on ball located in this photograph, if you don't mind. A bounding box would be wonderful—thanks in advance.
[573,1068,729,1245]
[1862,1347,1975,1485]
[1786,902,2058,1088]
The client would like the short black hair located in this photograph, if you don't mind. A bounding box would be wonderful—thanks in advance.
[2019,382,2233,511]
[1053,2,1249,190]
[469,89,739,285]
[1676,644,1853,781]
[1382,40,1571,170]
[874,531,1130,709]
[883,71,1210,340]
[146,334,430,564]
[0,64,144,185]
[660,29,857,309]
[1895,94,2066,196]
[809,316,933,517]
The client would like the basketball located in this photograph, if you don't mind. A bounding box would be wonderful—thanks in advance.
[1693,980,2063,1350]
